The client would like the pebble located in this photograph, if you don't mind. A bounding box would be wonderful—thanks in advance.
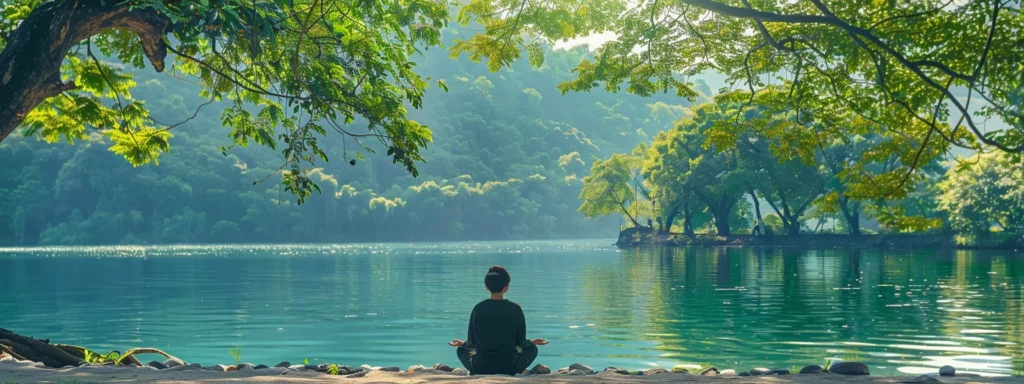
[569,363,594,374]
[700,367,719,376]
[642,367,668,375]
[346,370,370,378]
[671,364,689,373]
[749,367,772,375]
[568,369,587,376]
[433,363,453,372]
[739,372,751,376]
[203,364,230,372]
[719,369,736,376]
[168,363,202,371]
[939,365,955,376]
[147,360,168,370]
[380,366,401,372]
[452,368,469,375]
[407,364,426,372]
[163,357,186,368]
[828,361,870,375]
[799,364,824,374]
[602,367,630,375]
[237,363,255,370]
[532,364,551,374]
[275,361,291,368]
[771,368,790,375]
[254,364,269,369]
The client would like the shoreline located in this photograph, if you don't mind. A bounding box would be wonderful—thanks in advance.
[3,357,1021,384]
[0,330,1017,383]
[614,229,1024,250]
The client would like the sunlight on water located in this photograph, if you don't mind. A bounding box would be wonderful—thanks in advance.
[1,240,1022,376]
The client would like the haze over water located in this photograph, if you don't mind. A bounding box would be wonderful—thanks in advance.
[1,240,1021,376]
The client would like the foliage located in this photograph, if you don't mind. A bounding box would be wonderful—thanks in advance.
[453,0,1024,202]
[328,363,340,375]
[0,36,693,245]
[938,152,1024,234]
[2,0,450,202]
[578,153,649,227]
[228,349,241,365]
[762,214,784,235]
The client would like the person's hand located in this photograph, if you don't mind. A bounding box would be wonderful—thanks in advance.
[531,338,548,346]
[448,339,464,347]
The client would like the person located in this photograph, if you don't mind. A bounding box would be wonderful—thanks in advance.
[752,220,761,236]
[448,266,547,375]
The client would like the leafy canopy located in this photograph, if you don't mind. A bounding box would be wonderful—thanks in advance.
[454,0,1024,197]
[1,0,448,203]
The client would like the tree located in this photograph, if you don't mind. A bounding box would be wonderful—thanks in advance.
[0,0,447,201]
[578,152,648,228]
[938,152,1024,234]
[455,0,1024,196]
[643,103,745,235]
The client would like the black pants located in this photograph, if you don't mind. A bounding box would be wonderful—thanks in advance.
[457,344,538,375]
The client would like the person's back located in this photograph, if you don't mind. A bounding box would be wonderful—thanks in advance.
[466,299,525,373]
[448,266,547,375]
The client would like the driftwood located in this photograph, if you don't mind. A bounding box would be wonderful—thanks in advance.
[0,328,84,368]
[0,329,181,368]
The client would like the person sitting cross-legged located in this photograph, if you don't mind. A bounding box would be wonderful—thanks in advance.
[447,266,547,375]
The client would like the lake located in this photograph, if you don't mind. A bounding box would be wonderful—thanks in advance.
[1,240,1021,376]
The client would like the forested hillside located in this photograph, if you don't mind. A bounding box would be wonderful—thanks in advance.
[0,32,703,245]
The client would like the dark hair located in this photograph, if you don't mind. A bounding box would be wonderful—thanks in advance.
[484,266,511,293]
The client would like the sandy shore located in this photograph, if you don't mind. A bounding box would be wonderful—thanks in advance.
[1,361,1020,384]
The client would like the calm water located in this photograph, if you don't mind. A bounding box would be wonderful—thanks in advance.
[1,240,1022,377]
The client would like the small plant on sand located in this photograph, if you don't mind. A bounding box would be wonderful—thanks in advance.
[82,349,120,364]
[229,349,242,365]
[824,359,832,372]
[304,358,310,365]
[328,364,340,375]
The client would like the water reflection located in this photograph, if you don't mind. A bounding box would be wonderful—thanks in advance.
[0,241,1021,376]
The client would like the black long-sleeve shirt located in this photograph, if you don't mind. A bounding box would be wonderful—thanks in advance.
[461,299,533,374]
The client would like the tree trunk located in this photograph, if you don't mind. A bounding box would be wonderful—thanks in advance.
[838,197,861,236]
[0,328,84,368]
[662,204,681,234]
[0,0,170,141]
[711,206,731,236]
[748,188,764,234]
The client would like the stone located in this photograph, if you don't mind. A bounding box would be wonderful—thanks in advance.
[799,365,824,374]
[237,363,255,370]
[275,361,291,368]
[568,369,587,376]
[380,366,401,372]
[163,357,186,368]
[739,372,751,377]
[532,364,551,374]
[672,364,689,373]
[939,365,955,376]
[828,362,870,375]
[407,364,426,372]
[254,364,269,370]
[289,364,306,370]
[602,367,630,375]
[346,370,370,378]
[719,369,736,376]
[913,375,941,383]
[642,367,668,375]
[569,363,594,374]
[203,364,230,372]
[700,367,719,376]
[556,367,571,374]
[433,363,454,372]
[749,367,772,375]
[304,364,319,371]
[147,360,168,370]
[168,363,202,371]
[452,368,469,375]
[226,365,237,372]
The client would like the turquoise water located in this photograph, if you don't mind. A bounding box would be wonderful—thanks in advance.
[1,240,1022,376]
